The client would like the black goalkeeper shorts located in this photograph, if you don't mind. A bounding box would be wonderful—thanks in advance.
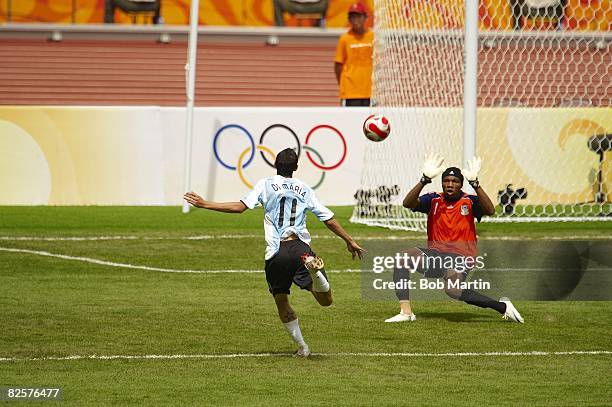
[264,239,328,295]
[417,248,472,278]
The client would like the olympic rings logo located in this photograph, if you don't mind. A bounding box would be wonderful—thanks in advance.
[213,123,347,189]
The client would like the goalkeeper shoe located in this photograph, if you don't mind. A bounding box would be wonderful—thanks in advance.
[301,254,325,273]
[500,297,524,323]
[384,311,417,323]
[293,344,311,358]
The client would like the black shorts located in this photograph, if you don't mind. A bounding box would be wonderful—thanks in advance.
[264,240,328,295]
[417,248,471,278]
[342,98,371,107]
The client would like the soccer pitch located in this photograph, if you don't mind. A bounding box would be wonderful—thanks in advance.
[1,206,611,405]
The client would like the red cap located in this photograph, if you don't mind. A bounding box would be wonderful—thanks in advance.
[348,2,367,15]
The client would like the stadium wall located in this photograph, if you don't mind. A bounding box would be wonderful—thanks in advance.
[0,0,608,30]
[0,106,609,206]
[0,0,375,27]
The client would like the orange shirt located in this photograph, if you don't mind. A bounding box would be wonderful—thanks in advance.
[413,192,483,257]
[334,29,373,100]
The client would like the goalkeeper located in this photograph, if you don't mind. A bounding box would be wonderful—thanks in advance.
[385,154,524,323]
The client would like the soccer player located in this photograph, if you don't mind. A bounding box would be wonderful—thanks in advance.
[384,154,524,323]
[184,148,365,357]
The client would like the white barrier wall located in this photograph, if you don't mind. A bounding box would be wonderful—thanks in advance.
[1,106,609,206]
[0,107,370,205]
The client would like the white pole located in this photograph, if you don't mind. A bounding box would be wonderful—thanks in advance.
[463,0,478,165]
[182,0,200,213]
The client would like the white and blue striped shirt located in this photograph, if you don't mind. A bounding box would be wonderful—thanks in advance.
[241,175,334,260]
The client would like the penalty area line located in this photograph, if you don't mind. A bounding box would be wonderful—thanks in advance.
[0,247,606,274]
[0,247,359,274]
[0,234,610,242]
[0,350,610,362]
[0,235,419,241]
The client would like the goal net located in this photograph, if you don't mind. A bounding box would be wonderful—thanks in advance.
[352,0,611,231]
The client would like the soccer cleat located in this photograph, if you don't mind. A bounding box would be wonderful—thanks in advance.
[293,344,310,358]
[500,297,524,323]
[301,254,325,273]
[384,311,417,323]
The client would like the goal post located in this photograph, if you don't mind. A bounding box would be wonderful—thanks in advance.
[352,0,612,231]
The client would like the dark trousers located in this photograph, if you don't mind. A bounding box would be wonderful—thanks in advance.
[342,98,371,107]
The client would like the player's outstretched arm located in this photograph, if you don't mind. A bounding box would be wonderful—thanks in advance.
[403,154,445,208]
[462,157,495,216]
[323,218,366,260]
[183,191,247,213]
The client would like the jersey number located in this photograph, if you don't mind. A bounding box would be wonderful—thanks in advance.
[278,197,298,227]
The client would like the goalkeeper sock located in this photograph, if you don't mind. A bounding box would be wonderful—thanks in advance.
[459,289,506,314]
[310,270,330,293]
[283,319,306,346]
[393,267,411,301]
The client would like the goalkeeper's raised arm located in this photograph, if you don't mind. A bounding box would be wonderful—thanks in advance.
[463,157,495,216]
[402,153,445,209]
[402,154,495,216]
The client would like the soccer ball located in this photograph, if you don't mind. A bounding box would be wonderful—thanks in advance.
[363,114,391,142]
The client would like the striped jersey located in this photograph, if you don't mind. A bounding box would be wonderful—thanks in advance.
[241,175,334,260]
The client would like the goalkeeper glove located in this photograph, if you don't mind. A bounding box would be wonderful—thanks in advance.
[420,154,445,185]
[463,156,482,189]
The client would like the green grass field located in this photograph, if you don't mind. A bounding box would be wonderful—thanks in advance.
[1,207,611,405]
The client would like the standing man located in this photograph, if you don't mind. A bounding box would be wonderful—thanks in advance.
[384,154,524,323]
[334,2,373,107]
[184,148,365,357]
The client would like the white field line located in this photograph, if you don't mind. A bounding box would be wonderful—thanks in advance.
[1,235,610,242]
[0,247,359,274]
[0,350,610,362]
[0,235,248,241]
[0,235,412,241]
[0,247,608,275]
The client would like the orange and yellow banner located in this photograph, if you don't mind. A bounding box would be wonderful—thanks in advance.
[0,0,609,30]
[0,0,373,27]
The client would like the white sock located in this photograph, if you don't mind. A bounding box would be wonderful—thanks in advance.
[283,319,306,346]
[311,271,330,293]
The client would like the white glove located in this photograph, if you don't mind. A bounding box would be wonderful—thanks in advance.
[463,156,482,188]
[420,154,445,184]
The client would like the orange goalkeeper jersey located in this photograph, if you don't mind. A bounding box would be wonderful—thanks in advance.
[334,29,374,99]
[413,192,483,257]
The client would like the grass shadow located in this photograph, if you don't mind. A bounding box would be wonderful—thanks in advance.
[416,311,495,323]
